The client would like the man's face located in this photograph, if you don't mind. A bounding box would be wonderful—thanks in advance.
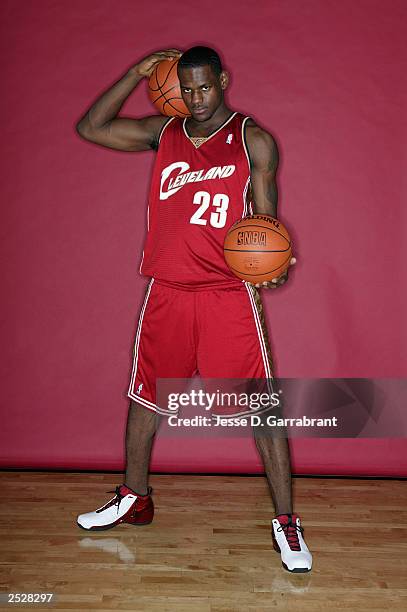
[178,64,226,122]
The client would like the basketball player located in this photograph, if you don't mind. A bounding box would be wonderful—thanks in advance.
[75,47,312,573]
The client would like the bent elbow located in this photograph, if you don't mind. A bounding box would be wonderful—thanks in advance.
[76,119,89,137]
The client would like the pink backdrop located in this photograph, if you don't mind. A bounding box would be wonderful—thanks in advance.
[1,0,406,475]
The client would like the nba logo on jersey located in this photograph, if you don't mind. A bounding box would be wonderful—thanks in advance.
[226,133,233,144]
[136,383,143,395]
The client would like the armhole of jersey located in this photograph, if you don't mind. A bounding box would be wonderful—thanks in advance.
[241,116,253,216]
[156,116,175,148]
[241,116,253,174]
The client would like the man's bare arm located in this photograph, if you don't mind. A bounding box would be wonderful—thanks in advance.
[245,120,295,287]
[76,49,181,152]
[245,120,279,217]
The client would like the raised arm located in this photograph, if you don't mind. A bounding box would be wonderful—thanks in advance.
[76,49,181,152]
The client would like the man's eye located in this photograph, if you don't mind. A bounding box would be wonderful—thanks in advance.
[183,89,191,93]
[202,86,210,91]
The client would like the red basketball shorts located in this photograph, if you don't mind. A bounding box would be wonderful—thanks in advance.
[127,279,275,417]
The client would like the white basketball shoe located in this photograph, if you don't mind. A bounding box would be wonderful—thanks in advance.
[77,484,154,531]
[272,513,312,572]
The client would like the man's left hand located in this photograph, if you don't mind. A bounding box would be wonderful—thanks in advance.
[254,257,296,289]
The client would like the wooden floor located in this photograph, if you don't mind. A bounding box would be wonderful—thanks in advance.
[0,472,406,611]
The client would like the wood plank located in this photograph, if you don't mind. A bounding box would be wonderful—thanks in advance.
[0,472,406,611]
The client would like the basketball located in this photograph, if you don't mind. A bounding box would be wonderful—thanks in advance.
[148,59,190,118]
[223,214,293,284]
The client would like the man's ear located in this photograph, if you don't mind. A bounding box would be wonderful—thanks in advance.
[220,70,229,90]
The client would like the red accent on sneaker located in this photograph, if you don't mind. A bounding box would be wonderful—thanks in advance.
[119,484,136,496]
[275,513,299,524]
[125,488,154,526]
[119,484,150,497]
[95,485,154,525]
[274,513,302,551]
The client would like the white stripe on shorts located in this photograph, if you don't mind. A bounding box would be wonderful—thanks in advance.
[127,278,176,416]
[127,278,154,398]
[244,282,274,395]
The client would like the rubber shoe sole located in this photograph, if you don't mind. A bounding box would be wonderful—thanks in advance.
[76,518,153,531]
[273,539,312,573]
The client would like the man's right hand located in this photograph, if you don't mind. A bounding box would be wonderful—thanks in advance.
[76,49,182,152]
[133,49,182,78]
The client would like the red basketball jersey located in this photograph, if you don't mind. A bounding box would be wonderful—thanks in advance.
[139,111,254,288]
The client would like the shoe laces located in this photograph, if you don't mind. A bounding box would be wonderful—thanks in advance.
[96,486,125,514]
[276,515,303,551]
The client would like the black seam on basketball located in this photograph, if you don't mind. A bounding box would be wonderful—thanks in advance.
[158,84,171,104]
[148,60,178,92]
[157,60,178,89]
[232,215,285,227]
[154,83,166,105]
[227,224,291,247]
[224,247,291,253]
[151,84,179,104]
[228,253,292,276]
[163,102,189,116]
[163,98,189,116]
[163,95,188,104]
[153,83,189,117]
[229,223,289,234]
[149,64,186,117]
[148,67,160,91]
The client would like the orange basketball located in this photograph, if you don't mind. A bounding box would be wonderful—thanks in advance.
[148,59,190,118]
[223,215,293,284]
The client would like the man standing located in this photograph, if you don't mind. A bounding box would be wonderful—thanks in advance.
[76,46,312,573]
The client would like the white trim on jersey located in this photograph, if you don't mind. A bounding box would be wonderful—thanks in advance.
[158,116,176,145]
[244,282,274,396]
[241,116,254,216]
[241,116,252,175]
[139,250,145,275]
[242,176,250,217]
[182,111,237,146]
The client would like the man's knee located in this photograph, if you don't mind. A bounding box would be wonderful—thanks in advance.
[128,400,161,434]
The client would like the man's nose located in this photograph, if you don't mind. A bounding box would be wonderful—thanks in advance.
[191,90,203,105]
